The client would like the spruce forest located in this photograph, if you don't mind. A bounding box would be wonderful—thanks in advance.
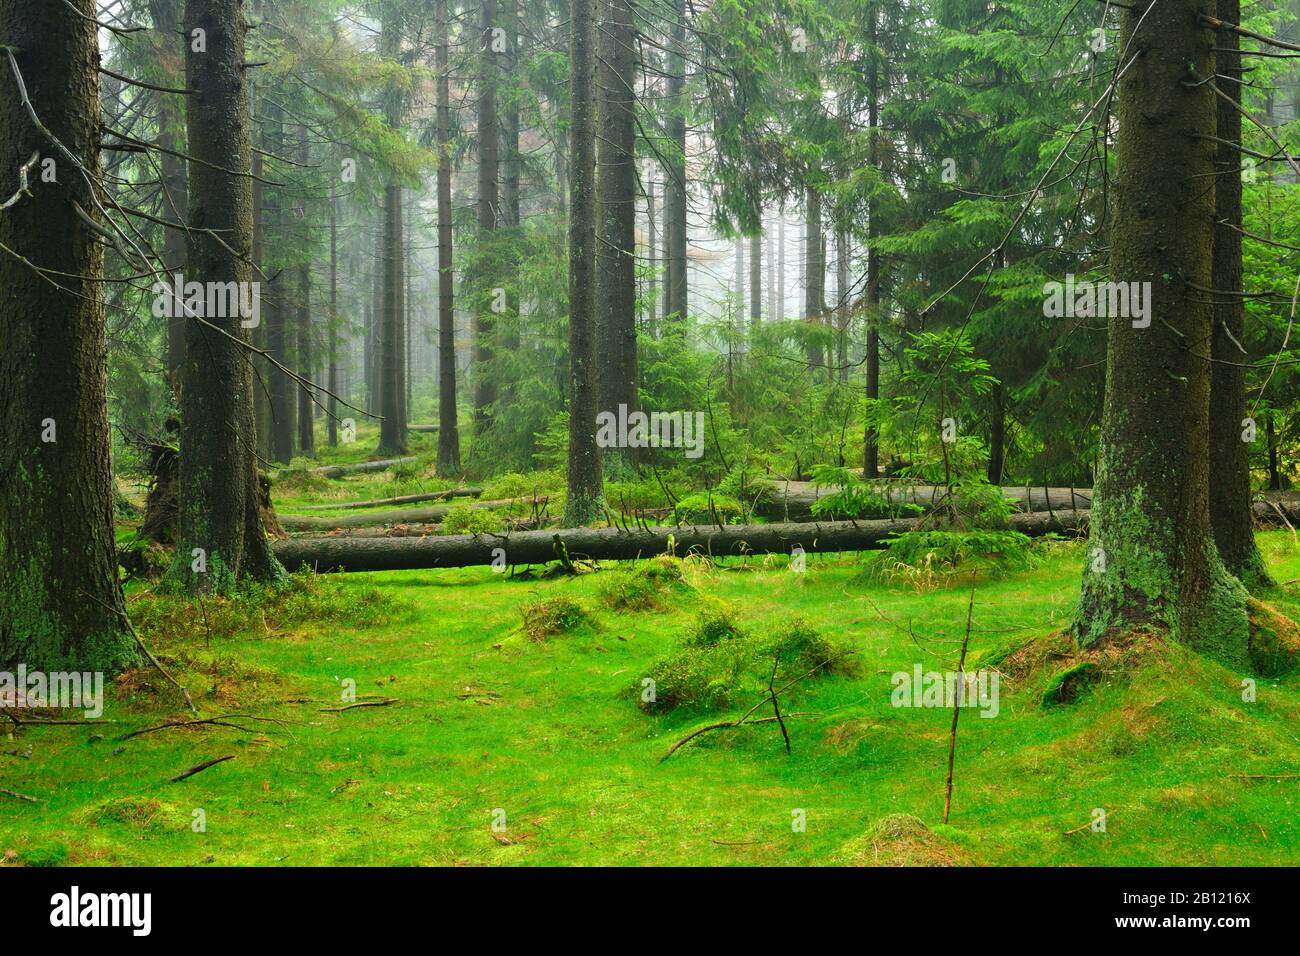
[5,0,1300,885]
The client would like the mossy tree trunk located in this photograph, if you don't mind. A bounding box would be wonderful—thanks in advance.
[0,0,140,671]
[168,0,286,593]
[1075,0,1248,666]
[1208,0,1272,588]
[563,0,605,526]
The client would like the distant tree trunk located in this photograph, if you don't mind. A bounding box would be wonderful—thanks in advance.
[150,0,189,382]
[0,0,138,670]
[987,382,1005,485]
[563,0,604,525]
[252,123,271,460]
[750,232,761,327]
[169,0,285,592]
[765,216,775,321]
[327,196,339,447]
[1267,415,1282,490]
[595,0,638,474]
[777,204,785,320]
[646,175,658,329]
[295,127,315,456]
[835,229,848,380]
[734,238,745,314]
[264,96,294,463]
[377,14,407,456]
[804,185,825,373]
[1209,0,1271,587]
[435,0,462,476]
[500,0,522,398]
[1075,0,1248,665]
[472,0,500,441]
[663,0,688,325]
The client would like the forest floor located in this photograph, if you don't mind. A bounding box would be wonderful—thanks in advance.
[5,445,1300,866]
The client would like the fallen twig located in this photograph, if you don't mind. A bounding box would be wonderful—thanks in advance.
[658,656,849,762]
[0,786,40,802]
[169,754,236,782]
[320,697,399,713]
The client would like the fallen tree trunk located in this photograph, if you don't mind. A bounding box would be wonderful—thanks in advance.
[408,424,439,433]
[278,496,548,531]
[298,487,483,511]
[273,510,1090,573]
[306,457,418,479]
[757,484,1095,521]
[756,484,1300,522]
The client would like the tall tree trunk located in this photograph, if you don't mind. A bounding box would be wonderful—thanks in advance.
[663,0,688,325]
[169,0,285,592]
[0,0,138,669]
[804,185,824,373]
[1267,415,1282,490]
[595,0,638,474]
[1209,0,1271,586]
[563,0,604,525]
[987,382,1006,485]
[835,229,848,380]
[750,232,761,327]
[327,196,339,447]
[1075,0,1248,665]
[646,174,658,330]
[150,0,189,383]
[377,14,407,456]
[863,13,881,479]
[264,95,294,463]
[295,126,315,456]
[472,0,499,441]
[435,0,462,476]
[777,203,785,320]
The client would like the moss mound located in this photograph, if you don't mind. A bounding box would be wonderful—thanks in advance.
[836,814,973,867]
[1247,598,1300,677]
[520,597,589,641]
[597,555,694,612]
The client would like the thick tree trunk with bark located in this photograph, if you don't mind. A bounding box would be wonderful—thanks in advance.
[1075,0,1249,666]
[595,0,638,476]
[564,0,605,525]
[168,0,285,593]
[0,0,139,670]
[1209,0,1271,587]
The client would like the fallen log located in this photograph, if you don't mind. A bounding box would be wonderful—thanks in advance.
[757,483,1095,521]
[278,495,548,531]
[408,424,440,433]
[306,456,418,480]
[298,487,483,511]
[756,484,1300,521]
[272,510,1090,573]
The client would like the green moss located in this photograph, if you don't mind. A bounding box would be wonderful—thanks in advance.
[1041,661,1100,707]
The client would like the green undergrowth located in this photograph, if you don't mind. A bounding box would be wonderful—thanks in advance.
[5,532,1300,866]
